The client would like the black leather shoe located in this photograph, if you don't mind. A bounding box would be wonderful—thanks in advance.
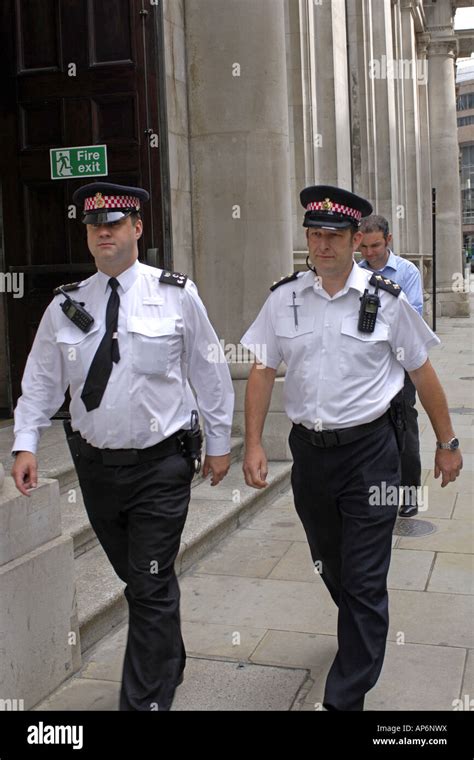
[399,504,418,517]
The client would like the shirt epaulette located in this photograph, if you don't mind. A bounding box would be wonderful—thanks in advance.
[53,281,86,296]
[270,272,299,292]
[159,270,188,288]
[369,274,402,297]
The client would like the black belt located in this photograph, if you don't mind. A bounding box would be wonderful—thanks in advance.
[292,411,391,448]
[77,430,187,466]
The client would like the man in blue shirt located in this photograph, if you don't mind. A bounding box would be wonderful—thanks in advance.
[359,215,423,517]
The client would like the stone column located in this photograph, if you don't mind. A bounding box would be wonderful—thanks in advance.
[288,0,351,251]
[391,0,408,254]
[399,0,421,255]
[184,0,293,457]
[369,0,400,231]
[310,0,352,188]
[425,0,470,316]
[286,0,314,253]
[347,0,372,202]
[416,32,433,259]
[416,32,434,322]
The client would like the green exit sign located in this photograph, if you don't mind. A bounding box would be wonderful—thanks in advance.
[50,145,108,180]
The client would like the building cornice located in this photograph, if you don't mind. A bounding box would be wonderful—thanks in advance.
[400,0,426,33]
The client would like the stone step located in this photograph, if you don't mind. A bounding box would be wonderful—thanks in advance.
[61,436,245,558]
[76,459,292,653]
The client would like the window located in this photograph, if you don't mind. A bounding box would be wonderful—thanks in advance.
[457,93,474,111]
[460,145,474,191]
[458,115,474,127]
[462,189,474,225]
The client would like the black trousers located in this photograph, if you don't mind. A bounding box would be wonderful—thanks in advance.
[289,420,400,711]
[400,372,421,506]
[74,450,193,711]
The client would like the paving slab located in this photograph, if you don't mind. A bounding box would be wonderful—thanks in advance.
[190,532,293,579]
[268,541,317,582]
[388,548,435,591]
[181,621,267,659]
[171,658,308,711]
[180,572,338,635]
[415,488,457,519]
[461,650,474,698]
[452,493,474,520]
[387,589,474,648]
[250,629,337,683]
[397,516,473,554]
[240,513,307,542]
[33,678,121,711]
[427,552,474,595]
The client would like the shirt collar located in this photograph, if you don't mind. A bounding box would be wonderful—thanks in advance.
[385,250,398,271]
[308,261,370,300]
[341,260,371,295]
[96,259,140,294]
[359,249,397,274]
[289,262,372,298]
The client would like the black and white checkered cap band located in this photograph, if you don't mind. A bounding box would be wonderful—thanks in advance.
[306,201,362,222]
[84,195,140,211]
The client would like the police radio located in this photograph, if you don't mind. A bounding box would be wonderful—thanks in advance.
[58,288,95,333]
[358,288,380,333]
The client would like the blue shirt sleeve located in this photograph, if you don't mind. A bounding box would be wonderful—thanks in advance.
[400,263,423,316]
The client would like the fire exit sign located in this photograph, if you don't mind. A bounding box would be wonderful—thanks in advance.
[50,145,108,180]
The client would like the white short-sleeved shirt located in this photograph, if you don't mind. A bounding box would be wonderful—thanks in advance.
[13,260,234,455]
[240,263,439,430]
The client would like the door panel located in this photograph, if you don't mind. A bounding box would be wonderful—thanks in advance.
[0,0,168,409]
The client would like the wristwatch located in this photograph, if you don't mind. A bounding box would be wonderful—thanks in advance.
[436,437,460,451]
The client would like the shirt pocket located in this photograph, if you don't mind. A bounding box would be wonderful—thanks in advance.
[127,316,180,376]
[339,316,390,377]
[274,316,315,339]
[274,315,315,367]
[56,323,101,382]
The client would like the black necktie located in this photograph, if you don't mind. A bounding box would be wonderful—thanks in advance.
[81,277,120,412]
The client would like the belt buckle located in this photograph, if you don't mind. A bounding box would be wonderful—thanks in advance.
[102,449,139,466]
[321,430,339,448]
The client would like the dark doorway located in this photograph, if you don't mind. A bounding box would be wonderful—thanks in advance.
[0,0,170,411]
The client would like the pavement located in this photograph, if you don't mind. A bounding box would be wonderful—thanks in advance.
[23,299,474,711]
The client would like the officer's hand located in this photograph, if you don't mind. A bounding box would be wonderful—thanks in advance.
[11,452,38,496]
[202,454,231,486]
[434,449,463,488]
[242,444,268,489]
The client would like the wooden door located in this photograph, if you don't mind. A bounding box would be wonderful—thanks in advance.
[0,0,169,409]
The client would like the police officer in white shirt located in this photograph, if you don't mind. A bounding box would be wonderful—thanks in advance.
[11,182,235,711]
[241,185,462,711]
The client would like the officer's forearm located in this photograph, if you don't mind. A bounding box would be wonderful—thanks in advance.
[408,359,455,442]
[244,363,276,447]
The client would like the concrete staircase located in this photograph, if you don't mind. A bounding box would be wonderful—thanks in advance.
[1,422,292,656]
